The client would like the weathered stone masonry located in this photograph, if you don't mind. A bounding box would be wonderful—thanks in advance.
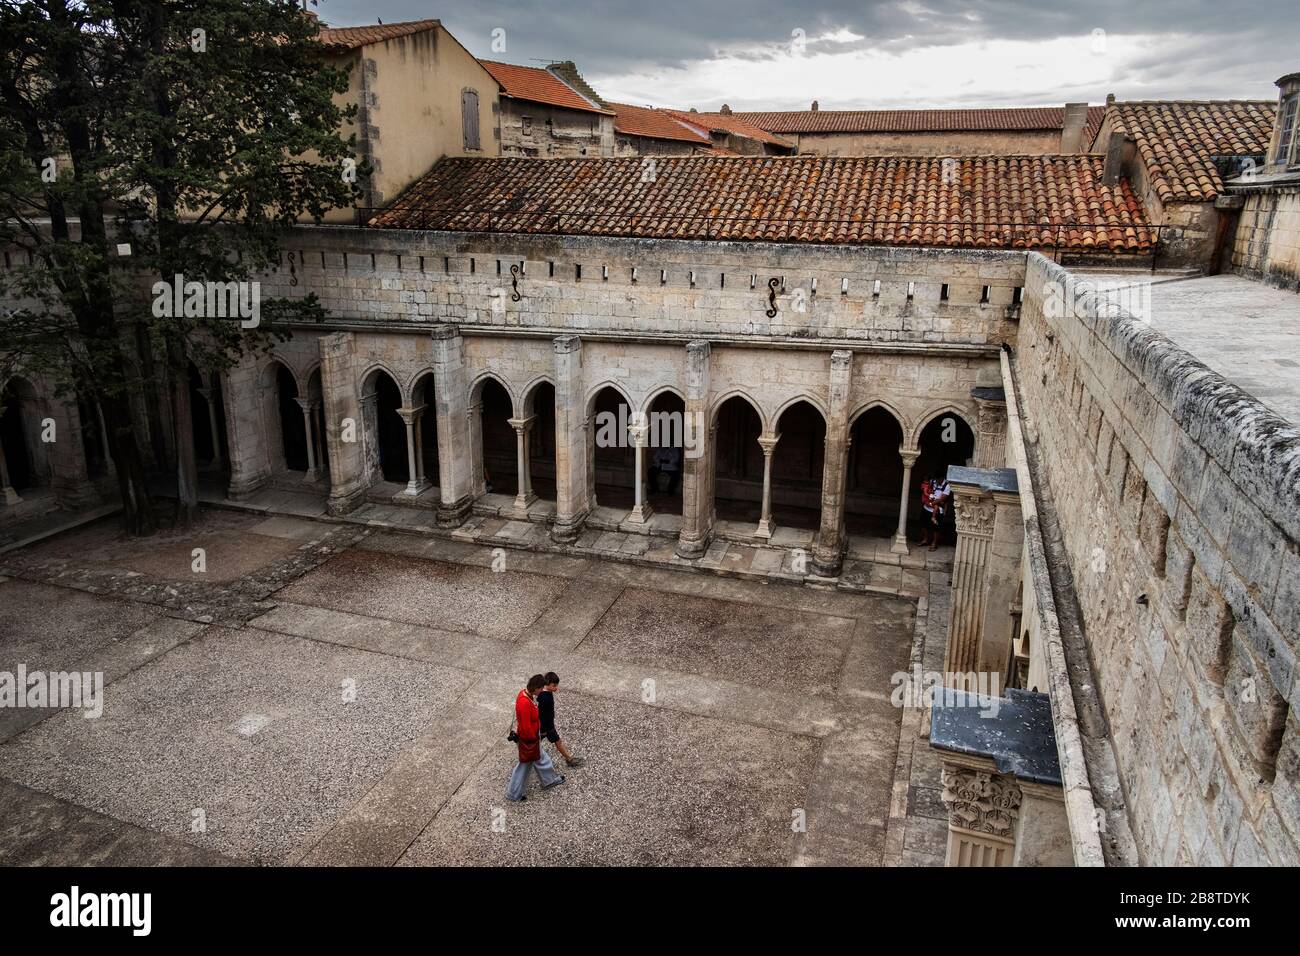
[229,229,1021,574]
[1016,254,1300,865]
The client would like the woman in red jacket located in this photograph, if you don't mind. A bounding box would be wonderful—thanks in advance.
[506,674,565,802]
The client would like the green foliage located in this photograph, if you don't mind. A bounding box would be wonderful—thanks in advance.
[1,0,369,400]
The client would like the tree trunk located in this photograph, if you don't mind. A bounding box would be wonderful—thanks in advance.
[169,342,201,529]
[103,391,156,536]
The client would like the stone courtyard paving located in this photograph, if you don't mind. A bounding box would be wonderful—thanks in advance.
[0,508,948,866]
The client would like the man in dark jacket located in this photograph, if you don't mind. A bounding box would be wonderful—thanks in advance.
[506,674,565,801]
[538,672,584,768]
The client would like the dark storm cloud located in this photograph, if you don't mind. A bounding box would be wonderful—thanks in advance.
[306,0,1292,103]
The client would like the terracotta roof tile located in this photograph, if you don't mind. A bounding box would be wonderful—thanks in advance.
[610,103,712,144]
[1105,101,1275,202]
[731,106,1104,136]
[662,109,795,149]
[370,154,1153,253]
[480,61,614,115]
[316,19,439,52]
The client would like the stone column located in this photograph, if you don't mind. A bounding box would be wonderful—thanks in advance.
[318,331,367,516]
[811,349,853,577]
[940,762,1021,867]
[397,405,428,496]
[890,447,921,554]
[430,325,474,527]
[412,406,426,487]
[973,388,1009,469]
[222,353,272,501]
[626,417,653,524]
[508,415,538,517]
[676,340,713,558]
[0,432,20,505]
[95,402,115,476]
[552,334,589,543]
[945,486,997,684]
[944,466,1023,685]
[196,386,223,469]
[295,398,319,482]
[755,433,780,539]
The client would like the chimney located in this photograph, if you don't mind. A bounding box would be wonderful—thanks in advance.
[1061,102,1090,152]
[547,60,609,110]
[811,100,819,111]
[1102,131,1128,186]
[720,104,732,114]
[1105,93,1116,106]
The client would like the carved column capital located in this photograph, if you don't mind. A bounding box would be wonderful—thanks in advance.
[953,492,997,537]
[757,433,781,455]
[940,766,1022,839]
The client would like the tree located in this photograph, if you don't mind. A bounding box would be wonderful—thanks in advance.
[0,0,366,531]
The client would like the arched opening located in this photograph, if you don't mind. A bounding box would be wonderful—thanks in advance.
[477,378,516,497]
[587,386,634,509]
[524,382,556,503]
[914,411,976,542]
[769,400,825,531]
[410,371,439,493]
[187,363,217,469]
[362,368,408,486]
[276,364,309,472]
[845,406,906,538]
[77,392,109,480]
[0,378,38,494]
[712,395,763,524]
[645,390,685,516]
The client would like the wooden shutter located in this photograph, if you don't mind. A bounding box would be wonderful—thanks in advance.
[462,89,480,151]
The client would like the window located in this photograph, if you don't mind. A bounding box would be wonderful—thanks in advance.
[461,89,481,151]
[1278,95,1298,166]
[522,116,533,138]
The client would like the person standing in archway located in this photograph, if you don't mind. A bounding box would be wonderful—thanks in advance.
[919,472,950,551]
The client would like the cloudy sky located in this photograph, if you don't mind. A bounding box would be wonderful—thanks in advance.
[310,0,1290,110]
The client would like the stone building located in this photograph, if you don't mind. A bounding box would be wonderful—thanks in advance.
[480,60,617,159]
[610,103,714,156]
[658,109,796,156]
[311,18,501,223]
[1226,73,1300,289]
[725,105,1102,157]
[1090,97,1275,269]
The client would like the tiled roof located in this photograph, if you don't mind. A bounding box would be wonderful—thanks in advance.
[316,19,439,51]
[1103,101,1275,202]
[610,103,712,144]
[732,106,1105,136]
[663,109,795,149]
[370,154,1153,252]
[480,61,613,115]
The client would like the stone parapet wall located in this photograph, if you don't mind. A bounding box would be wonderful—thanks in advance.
[257,228,1025,348]
[1017,252,1300,865]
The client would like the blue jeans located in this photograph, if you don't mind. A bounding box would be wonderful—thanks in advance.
[506,744,562,801]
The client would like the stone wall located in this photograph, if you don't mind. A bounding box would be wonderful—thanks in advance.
[1232,185,1300,290]
[261,228,1025,348]
[498,100,614,158]
[785,129,1066,158]
[1017,253,1300,865]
